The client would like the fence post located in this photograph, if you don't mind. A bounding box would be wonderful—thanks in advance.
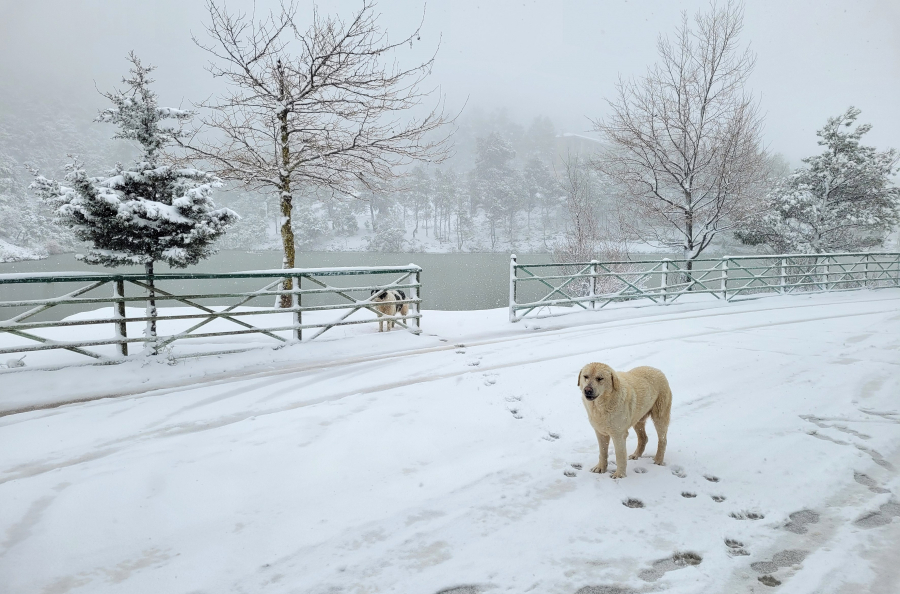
[816,256,824,291]
[293,275,302,341]
[825,258,831,291]
[412,265,422,333]
[721,258,728,300]
[589,259,598,309]
[661,258,669,303]
[113,279,128,356]
[896,253,900,288]
[509,254,518,322]
[887,254,900,287]
[780,258,786,294]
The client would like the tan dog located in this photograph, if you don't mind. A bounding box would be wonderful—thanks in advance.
[370,289,409,332]
[577,362,672,478]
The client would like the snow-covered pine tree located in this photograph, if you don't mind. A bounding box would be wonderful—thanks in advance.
[32,53,237,351]
[737,107,900,253]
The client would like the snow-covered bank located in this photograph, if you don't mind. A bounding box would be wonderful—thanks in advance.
[1,290,899,594]
[0,238,47,263]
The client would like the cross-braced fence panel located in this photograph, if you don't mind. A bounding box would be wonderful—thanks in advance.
[510,252,899,321]
[0,266,422,368]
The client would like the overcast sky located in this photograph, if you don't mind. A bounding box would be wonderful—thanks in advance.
[1,0,898,165]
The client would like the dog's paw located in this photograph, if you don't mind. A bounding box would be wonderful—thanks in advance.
[590,463,607,474]
[610,470,627,479]
[628,454,641,460]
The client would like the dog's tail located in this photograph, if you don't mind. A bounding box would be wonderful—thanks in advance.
[650,372,673,426]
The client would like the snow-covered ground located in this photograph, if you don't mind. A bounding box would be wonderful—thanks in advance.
[0,237,47,263]
[1,290,899,593]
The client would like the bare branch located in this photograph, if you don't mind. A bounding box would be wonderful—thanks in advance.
[593,0,767,263]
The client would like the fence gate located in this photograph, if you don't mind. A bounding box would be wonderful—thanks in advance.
[0,265,422,367]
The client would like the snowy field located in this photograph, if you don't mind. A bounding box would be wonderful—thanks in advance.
[1,290,899,594]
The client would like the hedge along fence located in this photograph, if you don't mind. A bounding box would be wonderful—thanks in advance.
[509,252,900,321]
[0,265,421,366]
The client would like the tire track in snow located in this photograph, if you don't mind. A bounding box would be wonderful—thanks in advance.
[3,305,898,483]
[1,296,897,421]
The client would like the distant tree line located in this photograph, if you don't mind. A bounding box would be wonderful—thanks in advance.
[3,0,898,278]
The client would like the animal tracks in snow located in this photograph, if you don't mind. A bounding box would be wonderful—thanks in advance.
[853,501,900,528]
[783,510,820,534]
[854,471,889,494]
[725,538,749,556]
[750,549,808,587]
[637,552,702,582]
[729,510,765,520]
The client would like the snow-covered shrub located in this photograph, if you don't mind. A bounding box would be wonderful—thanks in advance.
[367,206,406,252]
[330,200,359,236]
[294,200,330,248]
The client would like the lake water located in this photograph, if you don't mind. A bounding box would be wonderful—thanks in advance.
[0,251,553,319]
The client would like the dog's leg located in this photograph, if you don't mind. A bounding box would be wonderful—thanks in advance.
[610,431,628,478]
[590,432,609,473]
[650,389,672,465]
[651,414,669,465]
[629,414,650,460]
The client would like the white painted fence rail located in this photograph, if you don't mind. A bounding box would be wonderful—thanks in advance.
[0,265,422,366]
[509,252,900,322]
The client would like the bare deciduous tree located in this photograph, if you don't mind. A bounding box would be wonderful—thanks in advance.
[553,154,638,296]
[593,1,767,272]
[188,0,450,305]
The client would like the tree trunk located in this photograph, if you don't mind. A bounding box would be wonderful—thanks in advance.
[278,107,295,308]
[369,200,377,232]
[144,260,158,355]
[279,183,295,308]
[684,205,694,290]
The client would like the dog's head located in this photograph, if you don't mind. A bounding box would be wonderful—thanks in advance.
[577,362,618,401]
[370,289,390,302]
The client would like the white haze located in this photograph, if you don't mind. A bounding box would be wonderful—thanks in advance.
[1,0,899,165]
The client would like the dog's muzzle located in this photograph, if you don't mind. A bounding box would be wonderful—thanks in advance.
[583,388,596,400]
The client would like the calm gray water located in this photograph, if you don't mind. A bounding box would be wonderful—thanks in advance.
[0,251,552,320]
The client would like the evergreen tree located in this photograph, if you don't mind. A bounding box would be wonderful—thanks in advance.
[330,200,360,237]
[32,53,236,349]
[738,107,900,253]
[293,198,329,248]
[474,132,519,249]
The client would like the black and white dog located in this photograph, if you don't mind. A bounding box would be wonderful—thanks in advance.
[370,289,409,332]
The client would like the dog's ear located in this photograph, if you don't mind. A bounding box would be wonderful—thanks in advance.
[610,370,620,392]
[576,368,584,386]
[370,289,377,297]
[397,289,406,300]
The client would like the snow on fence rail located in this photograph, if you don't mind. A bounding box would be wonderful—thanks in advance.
[509,252,900,322]
[0,265,421,365]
